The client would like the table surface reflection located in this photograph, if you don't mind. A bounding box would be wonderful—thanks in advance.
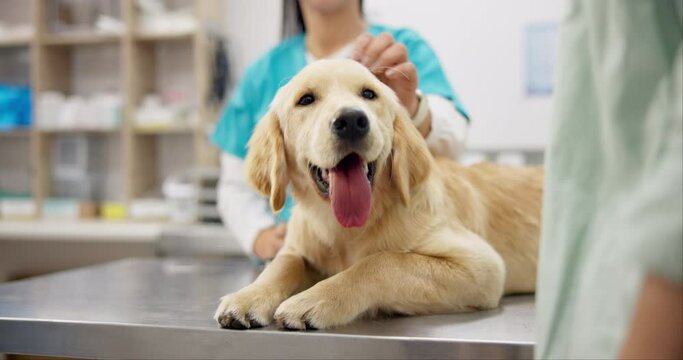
[0,257,535,359]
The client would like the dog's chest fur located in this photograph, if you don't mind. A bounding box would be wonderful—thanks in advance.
[299,212,429,278]
[304,233,374,276]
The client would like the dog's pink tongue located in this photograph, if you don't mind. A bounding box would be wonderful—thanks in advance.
[329,154,372,228]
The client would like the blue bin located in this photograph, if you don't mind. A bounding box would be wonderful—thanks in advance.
[0,85,32,130]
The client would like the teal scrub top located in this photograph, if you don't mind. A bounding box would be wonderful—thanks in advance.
[536,1,682,358]
[211,24,468,221]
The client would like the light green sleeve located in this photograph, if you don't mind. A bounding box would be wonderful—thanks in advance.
[623,46,683,284]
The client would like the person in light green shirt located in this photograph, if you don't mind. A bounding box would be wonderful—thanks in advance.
[536,0,682,358]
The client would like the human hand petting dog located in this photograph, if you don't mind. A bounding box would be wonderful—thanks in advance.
[352,32,420,118]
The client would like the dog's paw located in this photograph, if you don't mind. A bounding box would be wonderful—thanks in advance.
[273,288,358,330]
[214,286,283,330]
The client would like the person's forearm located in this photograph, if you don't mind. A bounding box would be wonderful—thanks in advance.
[218,153,276,256]
[618,273,683,359]
[218,181,276,254]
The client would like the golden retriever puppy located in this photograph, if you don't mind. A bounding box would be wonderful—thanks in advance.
[214,59,543,330]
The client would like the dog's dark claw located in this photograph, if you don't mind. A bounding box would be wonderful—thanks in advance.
[247,314,264,328]
[304,320,318,330]
[282,322,301,331]
[230,318,248,330]
[218,317,231,328]
[220,311,250,330]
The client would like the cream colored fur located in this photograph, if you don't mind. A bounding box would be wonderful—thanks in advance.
[214,59,543,330]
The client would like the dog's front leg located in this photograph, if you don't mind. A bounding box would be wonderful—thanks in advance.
[214,251,317,329]
[274,233,505,330]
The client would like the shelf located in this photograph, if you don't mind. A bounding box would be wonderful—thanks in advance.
[0,219,164,242]
[38,127,121,135]
[0,129,31,138]
[135,32,194,42]
[134,125,194,135]
[43,32,121,46]
[0,35,32,48]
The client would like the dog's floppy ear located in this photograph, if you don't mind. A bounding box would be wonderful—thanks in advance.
[391,107,432,206]
[245,109,288,213]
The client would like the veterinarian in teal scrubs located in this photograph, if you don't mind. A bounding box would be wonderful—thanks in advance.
[536,0,682,358]
[212,0,469,260]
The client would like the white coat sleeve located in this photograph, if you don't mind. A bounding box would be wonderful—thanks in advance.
[424,94,469,160]
[217,153,276,255]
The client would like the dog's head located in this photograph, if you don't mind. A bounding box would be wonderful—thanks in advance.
[245,59,432,228]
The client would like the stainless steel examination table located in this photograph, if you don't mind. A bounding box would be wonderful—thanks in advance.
[0,257,535,359]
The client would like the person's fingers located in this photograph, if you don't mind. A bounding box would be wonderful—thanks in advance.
[273,236,285,248]
[385,61,417,84]
[263,248,276,260]
[274,223,287,237]
[351,33,373,61]
[370,42,408,74]
[253,225,284,260]
[360,32,394,67]
[258,235,281,260]
[269,236,285,258]
[383,62,419,115]
[253,237,270,260]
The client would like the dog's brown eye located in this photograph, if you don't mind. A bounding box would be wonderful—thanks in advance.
[297,94,315,106]
[361,88,376,100]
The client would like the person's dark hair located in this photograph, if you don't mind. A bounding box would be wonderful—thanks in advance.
[281,0,364,39]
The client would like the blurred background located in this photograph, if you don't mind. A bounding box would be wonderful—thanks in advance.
[0,0,562,281]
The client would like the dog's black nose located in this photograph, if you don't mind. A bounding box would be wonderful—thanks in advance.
[331,109,369,142]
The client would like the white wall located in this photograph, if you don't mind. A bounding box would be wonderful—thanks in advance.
[365,0,565,150]
[222,0,282,81]
[222,0,566,151]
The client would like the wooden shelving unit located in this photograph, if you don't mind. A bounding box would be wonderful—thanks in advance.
[0,129,31,138]
[38,127,121,135]
[134,31,194,42]
[133,125,195,135]
[0,0,222,221]
[42,32,121,45]
[0,35,33,47]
